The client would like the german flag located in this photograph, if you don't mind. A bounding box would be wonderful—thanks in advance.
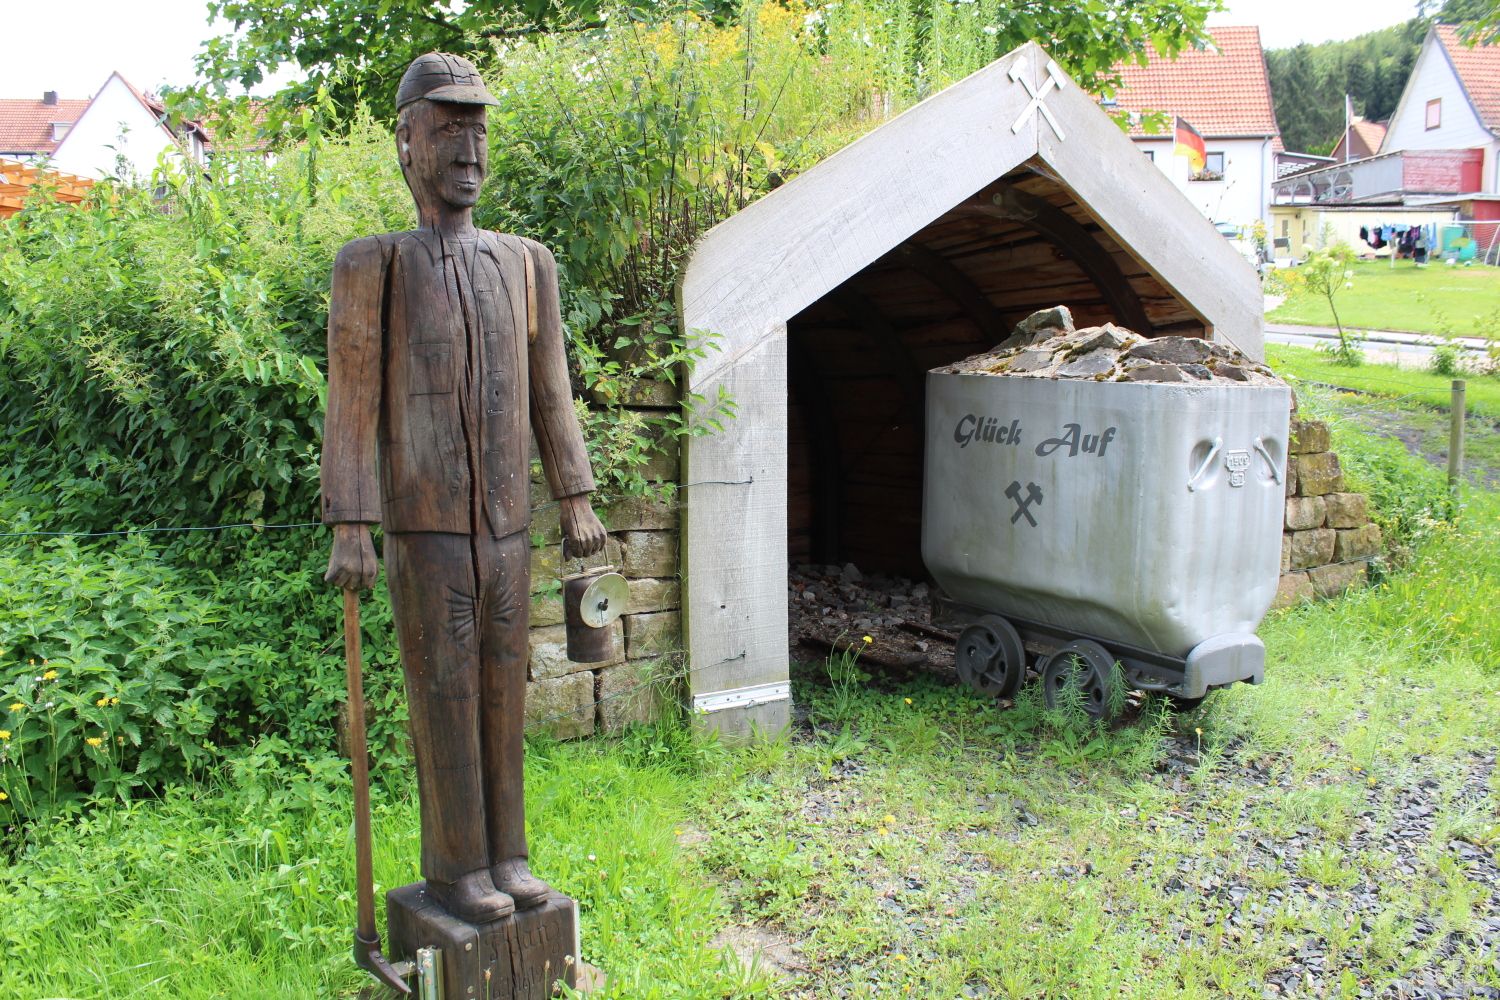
[1173,117,1207,173]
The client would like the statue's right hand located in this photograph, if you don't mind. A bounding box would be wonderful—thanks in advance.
[325,523,378,591]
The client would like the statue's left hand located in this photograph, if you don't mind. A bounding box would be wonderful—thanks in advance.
[560,494,608,558]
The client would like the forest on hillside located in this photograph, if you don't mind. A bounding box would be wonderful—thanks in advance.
[1266,0,1491,154]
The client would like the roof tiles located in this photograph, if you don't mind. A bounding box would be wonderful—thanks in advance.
[1435,24,1500,133]
[1108,26,1281,141]
[0,97,91,156]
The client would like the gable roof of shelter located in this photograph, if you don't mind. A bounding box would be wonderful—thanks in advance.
[681,39,1264,400]
[1104,26,1283,145]
[0,95,92,155]
[1433,23,1500,133]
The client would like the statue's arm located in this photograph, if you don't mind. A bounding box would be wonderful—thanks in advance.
[523,239,606,557]
[322,237,387,589]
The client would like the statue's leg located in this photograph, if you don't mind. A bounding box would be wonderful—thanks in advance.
[478,530,553,909]
[386,531,514,923]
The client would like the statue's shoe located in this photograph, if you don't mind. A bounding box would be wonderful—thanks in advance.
[490,857,552,910]
[426,869,515,924]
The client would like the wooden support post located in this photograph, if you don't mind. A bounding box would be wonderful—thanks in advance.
[1449,378,1466,492]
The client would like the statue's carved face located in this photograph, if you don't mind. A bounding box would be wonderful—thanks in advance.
[399,100,488,212]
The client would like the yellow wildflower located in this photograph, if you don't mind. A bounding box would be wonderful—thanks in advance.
[0,730,9,741]
[86,736,103,748]
[7,703,20,712]
[903,697,912,705]
[96,697,109,707]
[877,827,888,836]
[893,953,908,962]
[1194,727,1203,737]
[0,791,8,802]
[42,670,58,681]
[110,697,119,706]
[861,635,872,644]
[883,814,896,825]
[116,736,125,745]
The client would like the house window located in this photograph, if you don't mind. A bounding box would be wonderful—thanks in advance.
[50,122,70,141]
[1191,151,1225,181]
[1144,149,1154,161]
[1426,99,1441,130]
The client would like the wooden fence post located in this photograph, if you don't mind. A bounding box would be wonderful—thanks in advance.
[1448,379,1467,492]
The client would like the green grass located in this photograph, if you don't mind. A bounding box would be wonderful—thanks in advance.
[1267,258,1500,337]
[5,397,1498,999]
[1267,344,1500,420]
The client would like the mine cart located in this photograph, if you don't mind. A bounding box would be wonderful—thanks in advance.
[922,373,1291,716]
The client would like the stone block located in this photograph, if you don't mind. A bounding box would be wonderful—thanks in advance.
[530,536,625,588]
[530,502,563,545]
[1324,492,1369,529]
[588,378,678,409]
[1286,462,1298,498]
[602,494,679,531]
[1289,528,1336,570]
[620,530,679,578]
[1284,495,1326,531]
[1334,523,1383,562]
[529,621,624,680]
[627,577,681,615]
[1290,420,1331,454]
[1296,452,1344,496]
[1309,560,1368,599]
[525,672,595,740]
[531,590,564,628]
[1271,572,1314,610]
[625,610,680,661]
[1280,533,1292,574]
[641,436,680,482]
[598,658,671,732]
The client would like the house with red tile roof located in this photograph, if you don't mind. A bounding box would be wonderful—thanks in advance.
[1103,26,1283,232]
[48,71,210,181]
[0,91,91,163]
[1332,118,1388,162]
[1381,24,1500,197]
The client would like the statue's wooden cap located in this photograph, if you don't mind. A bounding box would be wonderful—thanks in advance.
[397,52,499,111]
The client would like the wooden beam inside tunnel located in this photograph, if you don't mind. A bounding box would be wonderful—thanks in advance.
[962,182,1154,335]
[893,241,1009,347]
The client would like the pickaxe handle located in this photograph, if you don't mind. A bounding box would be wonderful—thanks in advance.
[343,587,412,995]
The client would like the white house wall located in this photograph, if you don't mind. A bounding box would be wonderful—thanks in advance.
[1131,136,1277,229]
[50,74,181,181]
[1383,32,1499,193]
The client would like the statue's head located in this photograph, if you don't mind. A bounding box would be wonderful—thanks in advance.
[394,53,499,214]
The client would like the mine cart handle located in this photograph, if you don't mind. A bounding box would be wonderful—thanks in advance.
[1186,437,1222,493]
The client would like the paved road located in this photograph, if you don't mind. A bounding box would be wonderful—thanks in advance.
[1265,323,1490,370]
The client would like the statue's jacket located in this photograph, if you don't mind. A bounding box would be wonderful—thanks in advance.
[320,228,595,537]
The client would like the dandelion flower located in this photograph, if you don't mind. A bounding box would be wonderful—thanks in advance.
[86,736,103,748]
[7,703,20,712]
[877,826,888,836]
[42,670,58,681]
[883,814,895,825]
[893,953,908,962]
[1194,727,1203,737]
[862,635,872,644]
[903,697,912,705]
[0,791,8,802]
[0,730,9,740]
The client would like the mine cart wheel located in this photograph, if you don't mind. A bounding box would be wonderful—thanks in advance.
[1041,640,1117,721]
[954,615,1026,698]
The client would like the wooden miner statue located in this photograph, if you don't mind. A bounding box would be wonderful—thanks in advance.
[320,50,607,935]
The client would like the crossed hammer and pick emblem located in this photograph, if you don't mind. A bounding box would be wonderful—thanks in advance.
[1009,56,1068,141]
[1006,481,1044,527]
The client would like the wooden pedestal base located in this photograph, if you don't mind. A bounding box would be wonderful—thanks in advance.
[386,884,579,999]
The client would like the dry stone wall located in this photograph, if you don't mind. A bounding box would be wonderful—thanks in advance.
[524,381,681,739]
[1274,418,1383,609]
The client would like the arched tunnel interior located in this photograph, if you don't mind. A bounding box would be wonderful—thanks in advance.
[786,161,1211,581]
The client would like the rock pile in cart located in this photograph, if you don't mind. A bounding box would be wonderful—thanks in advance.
[937,305,1284,386]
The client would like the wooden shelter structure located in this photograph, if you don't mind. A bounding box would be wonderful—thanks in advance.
[0,158,95,219]
[677,42,1264,737]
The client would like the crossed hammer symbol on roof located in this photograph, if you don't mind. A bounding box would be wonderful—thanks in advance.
[1009,56,1068,141]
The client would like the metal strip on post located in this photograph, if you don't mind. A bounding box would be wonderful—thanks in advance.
[416,947,442,1000]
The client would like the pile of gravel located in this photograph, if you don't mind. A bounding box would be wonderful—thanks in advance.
[936,305,1284,386]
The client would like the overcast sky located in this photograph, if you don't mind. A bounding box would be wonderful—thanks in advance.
[2,0,1428,101]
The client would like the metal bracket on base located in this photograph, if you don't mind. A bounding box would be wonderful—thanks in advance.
[415,947,442,1000]
[692,681,790,715]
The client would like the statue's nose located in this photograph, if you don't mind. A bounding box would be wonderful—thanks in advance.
[456,130,480,164]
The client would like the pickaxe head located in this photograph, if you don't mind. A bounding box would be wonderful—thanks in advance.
[1007,58,1028,84]
[1005,480,1023,502]
[1026,482,1043,506]
[355,929,413,995]
[1044,59,1068,91]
